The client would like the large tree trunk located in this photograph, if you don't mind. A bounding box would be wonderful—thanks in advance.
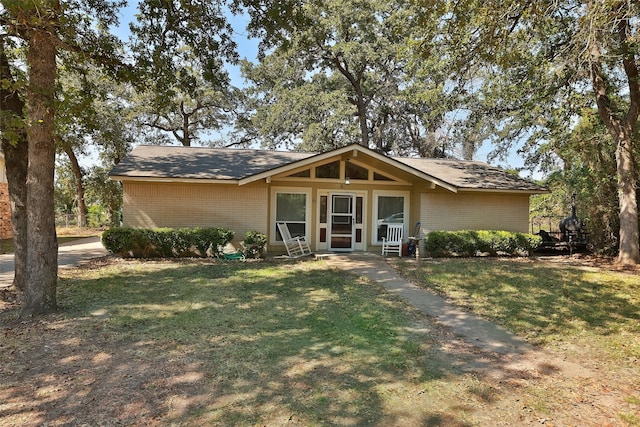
[590,22,640,265]
[332,57,370,148]
[614,139,640,264]
[0,42,29,292]
[61,142,87,227]
[21,27,59,316]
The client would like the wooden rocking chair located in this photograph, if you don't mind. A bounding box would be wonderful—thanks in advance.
[277,222,313,258]
[381,223,403,256]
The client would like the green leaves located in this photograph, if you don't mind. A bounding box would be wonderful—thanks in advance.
[239,0,457,155]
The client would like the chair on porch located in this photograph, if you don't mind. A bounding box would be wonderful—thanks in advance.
[277,221,313,258]
[381,223,403,256]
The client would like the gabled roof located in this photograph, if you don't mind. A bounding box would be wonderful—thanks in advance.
[109,145,313,181]
[109,144,547,194]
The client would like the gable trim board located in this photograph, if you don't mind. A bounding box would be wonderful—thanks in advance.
[110,144,547,253]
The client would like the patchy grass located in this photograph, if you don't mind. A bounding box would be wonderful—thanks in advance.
[394,258,640,369]
[0,260,484,426]
[1,257,639,426]
[56,226,103,239]
[0,239,12,254]
[391,257,640,426]
[0,227,102,254]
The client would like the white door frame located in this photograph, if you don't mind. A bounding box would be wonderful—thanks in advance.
[328,192,356,252]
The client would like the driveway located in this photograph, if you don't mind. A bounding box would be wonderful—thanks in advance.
[0,236,108,288]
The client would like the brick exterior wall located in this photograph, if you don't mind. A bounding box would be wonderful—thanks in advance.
[0,183,12,239]
[420,191,530,233]
[123,181,269,244]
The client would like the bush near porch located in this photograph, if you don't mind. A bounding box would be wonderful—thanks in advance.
[424,230,542,257]
[101,227,235,258]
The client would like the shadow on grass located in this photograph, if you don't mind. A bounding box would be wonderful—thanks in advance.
[1,261,479,426]
[400,258,640,348]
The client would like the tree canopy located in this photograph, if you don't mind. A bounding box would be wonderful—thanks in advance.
[237,0,459,157]
[409,0,640,264]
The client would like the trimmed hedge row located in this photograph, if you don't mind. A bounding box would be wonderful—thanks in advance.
[101,227,234,258]
[424,230,542,257]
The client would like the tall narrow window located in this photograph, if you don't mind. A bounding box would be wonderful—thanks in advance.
[276,192,307,240]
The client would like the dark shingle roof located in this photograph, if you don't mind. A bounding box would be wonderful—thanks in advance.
[109,145,314,180]
[110,144,546,193]
[395,157,544,191]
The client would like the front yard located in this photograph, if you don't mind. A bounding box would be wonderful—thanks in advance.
[1,255,639,426]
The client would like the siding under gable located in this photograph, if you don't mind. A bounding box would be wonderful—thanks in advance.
[123,182,269,242]
[420,192,530,233]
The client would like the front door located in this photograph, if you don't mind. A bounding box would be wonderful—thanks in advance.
[329,193,355,252]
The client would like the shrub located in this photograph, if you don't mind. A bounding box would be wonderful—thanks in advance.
[101,227,234,258]
[102,227,136,257]
[424,230,542,257]
[242,230,267,258]
[190,227,234,257]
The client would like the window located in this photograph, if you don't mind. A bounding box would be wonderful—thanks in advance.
[288,169,310,178]
[316,161,340,179]
[374,172,394,181]
[275,192,307,241]
[374,193,407,243]
[319,195,328,223]
[345,162,368,180]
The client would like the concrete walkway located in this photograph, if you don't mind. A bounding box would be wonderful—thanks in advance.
[323,252,534,356]
[0,236,108,288]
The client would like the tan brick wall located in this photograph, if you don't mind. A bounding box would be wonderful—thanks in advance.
[0,183,12,239]
[123,181,269,243]
[420,191,531,233]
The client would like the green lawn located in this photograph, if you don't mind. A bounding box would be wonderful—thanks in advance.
[394,257,640,369]
[1,257,639,426]
[2,260,474,426]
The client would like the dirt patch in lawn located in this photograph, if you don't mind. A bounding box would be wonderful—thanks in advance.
[1,256,639,426]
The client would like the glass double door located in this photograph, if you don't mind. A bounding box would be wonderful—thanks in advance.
[329,193,356,251]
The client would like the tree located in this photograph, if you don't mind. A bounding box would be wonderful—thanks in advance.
[240,51,362,151]
[0,0,131,315]
[54,157,80,224]
[555,109,620,253]
[132,65,237,147]
[414,0,640,265]
[239,0,456,156]
[0,38,28,292]
[85,165,123,226]
[54,70,101,229]
[129,1,237,147]
[1,0,67,314]
[1,0,238,315]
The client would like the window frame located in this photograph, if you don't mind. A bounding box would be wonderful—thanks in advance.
[271,188,312,245]
[372,190,410,244]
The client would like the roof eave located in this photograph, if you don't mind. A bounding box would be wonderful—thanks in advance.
[457,187,550,194]
[109,175,239,185]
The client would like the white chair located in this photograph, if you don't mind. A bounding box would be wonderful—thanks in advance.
[277,222,313,258]
[381,223,403,256]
